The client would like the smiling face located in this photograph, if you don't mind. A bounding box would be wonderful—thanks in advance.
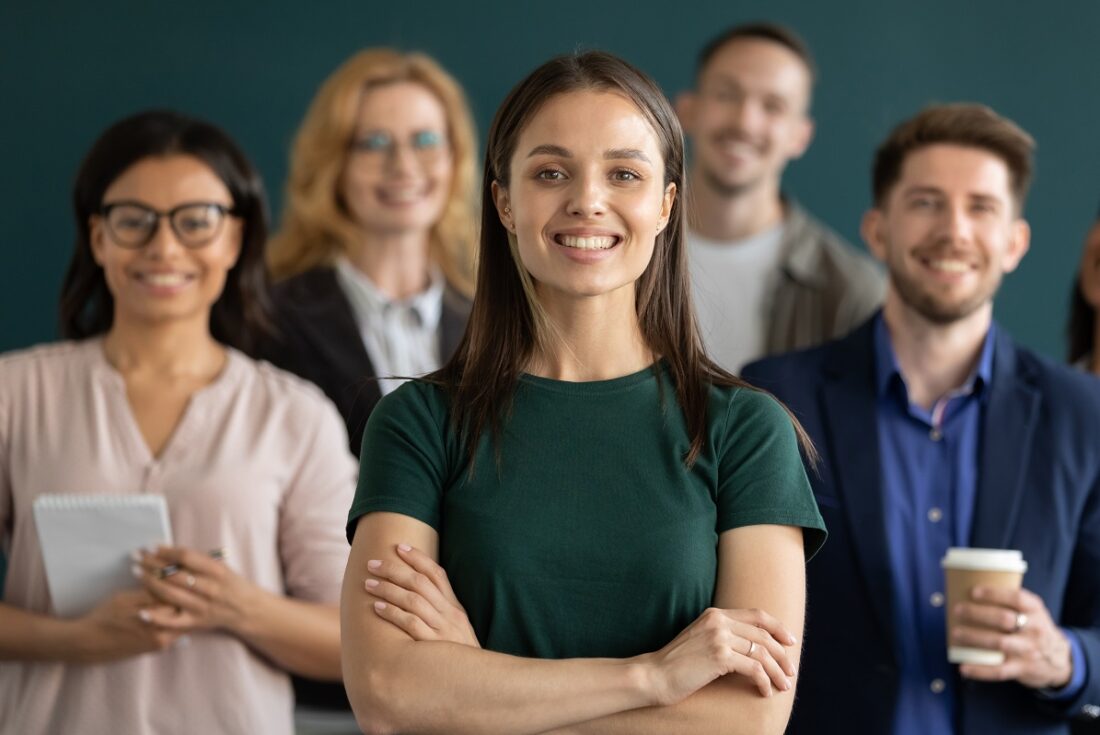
[679,38,813,196]
[89,154,242,330]
[862,143,1030,325]
[341,80,453,238]
[492,90,675,308]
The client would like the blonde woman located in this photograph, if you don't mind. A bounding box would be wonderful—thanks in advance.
[257,49,478,457]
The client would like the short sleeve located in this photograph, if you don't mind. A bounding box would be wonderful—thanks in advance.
[277,394,358,604]
[346,381,450,543]
[716,388,827,559]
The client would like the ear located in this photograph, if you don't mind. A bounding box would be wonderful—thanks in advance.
[656,182,677,234]
[788,115,815,160]
[1001,218,1031,274]
[490,180,514,233]
[860,208,888,263]
[225,218,245,267]
[674,92,696,133]
[89,215,108,266]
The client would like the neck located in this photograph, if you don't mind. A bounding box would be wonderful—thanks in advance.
[102,313,224,378]
[881,292,991,410]
[527,287,653,382]
[687,167,784,242]
[348,231,432,300]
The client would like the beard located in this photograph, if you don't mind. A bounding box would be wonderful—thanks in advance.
[888,249,1003,325]
[696,129,770,198]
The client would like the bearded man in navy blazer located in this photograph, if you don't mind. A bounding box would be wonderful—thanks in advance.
[743,104,1100,734]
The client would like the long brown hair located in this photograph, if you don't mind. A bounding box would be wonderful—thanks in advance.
[268,49,477,295]
[431,51,815,468]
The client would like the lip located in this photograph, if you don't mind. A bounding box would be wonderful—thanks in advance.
[131,270,198,296]
[549,228,624,263]
[916,254,978,281]
[376,183,433,206]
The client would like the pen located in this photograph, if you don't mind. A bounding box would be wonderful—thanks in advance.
[156,548,227,579]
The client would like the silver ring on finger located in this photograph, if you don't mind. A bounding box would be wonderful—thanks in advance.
[746,640,757,657]
[185,574,197,589]
[1013,612,1028,633]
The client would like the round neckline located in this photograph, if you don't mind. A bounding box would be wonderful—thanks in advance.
[519,360,667,395]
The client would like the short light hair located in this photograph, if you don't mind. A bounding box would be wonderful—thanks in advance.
[268,49,477,294]
[871,103,1035,211]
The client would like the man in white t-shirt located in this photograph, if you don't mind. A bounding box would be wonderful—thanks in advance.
[677,22,884,372]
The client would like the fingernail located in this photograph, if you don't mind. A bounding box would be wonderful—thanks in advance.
[367,560,381,570]
[138,609,151,623]
[972,587,985,599]
[131,564,143,579]
[954,604,965,615]
[784,677,792,691]
[398,543,412,552]
[787,633,798,645]
[129,550,142,562]
[176,635,191,648]
[374,601,387,611]
[365,579,379,589]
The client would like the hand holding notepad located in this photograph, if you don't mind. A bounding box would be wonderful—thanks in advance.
[33,494,173,618]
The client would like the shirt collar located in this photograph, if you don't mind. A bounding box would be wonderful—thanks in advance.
[334,256,445,331]
[873,313,996,400]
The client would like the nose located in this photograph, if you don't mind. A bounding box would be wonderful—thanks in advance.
[942,202,975,244]
[565,172,607,218]
[732,97,765,134]
[143,217,187,258]
[385,142,419,176]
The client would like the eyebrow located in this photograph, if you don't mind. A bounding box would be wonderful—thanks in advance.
[525,144,652,164]
[902,186,1005,205]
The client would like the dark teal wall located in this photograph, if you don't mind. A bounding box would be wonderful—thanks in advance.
[3,1,1098,358]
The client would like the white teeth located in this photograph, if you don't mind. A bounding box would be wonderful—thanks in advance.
[557,235,617,250]
[380,188,424,203]
[142,273,189,287]
[928,259,970,273]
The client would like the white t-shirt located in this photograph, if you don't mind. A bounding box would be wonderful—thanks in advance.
[688,224,786,373]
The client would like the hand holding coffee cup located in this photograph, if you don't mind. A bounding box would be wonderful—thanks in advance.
[942,548,1074,689]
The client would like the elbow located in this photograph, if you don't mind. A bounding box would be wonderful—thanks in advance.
[346,663,406,735]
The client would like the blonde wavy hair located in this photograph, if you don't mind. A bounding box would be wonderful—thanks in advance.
[268,49,478,294]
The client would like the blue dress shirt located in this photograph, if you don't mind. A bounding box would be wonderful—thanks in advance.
[873,317,1084,735]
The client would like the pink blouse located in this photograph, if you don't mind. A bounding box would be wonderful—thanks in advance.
[0,339,357,735]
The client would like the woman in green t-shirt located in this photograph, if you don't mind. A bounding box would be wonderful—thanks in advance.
[341,50,826,734]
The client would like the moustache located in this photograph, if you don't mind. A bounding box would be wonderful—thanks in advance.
[710,129,766,152]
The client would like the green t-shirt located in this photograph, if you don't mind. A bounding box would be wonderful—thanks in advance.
[348,363,825,660]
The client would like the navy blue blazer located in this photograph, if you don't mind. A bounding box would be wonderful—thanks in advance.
[743,317,1100,734]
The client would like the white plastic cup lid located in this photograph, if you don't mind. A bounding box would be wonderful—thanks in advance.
[941,547,1028,573]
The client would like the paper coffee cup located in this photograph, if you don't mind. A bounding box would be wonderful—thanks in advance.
[941,548,1028,665]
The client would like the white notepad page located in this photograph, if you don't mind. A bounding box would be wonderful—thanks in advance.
[32,494,173,617]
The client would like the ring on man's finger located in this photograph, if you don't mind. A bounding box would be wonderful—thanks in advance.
[1013,612,1029,633]
[746,640,757,657]
[185,574,197,589]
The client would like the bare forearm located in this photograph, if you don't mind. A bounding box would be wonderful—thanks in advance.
[545,676,793,735]
[345,639,652,735]
[0,603,82,661]
[235,593,341,680]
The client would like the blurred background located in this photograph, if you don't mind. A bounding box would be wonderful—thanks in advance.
[2,0,1098,357]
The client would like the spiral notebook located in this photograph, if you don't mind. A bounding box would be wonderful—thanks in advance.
[33,494,173,617]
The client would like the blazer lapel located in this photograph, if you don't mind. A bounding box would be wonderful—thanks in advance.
[820,322,900,662]
[970,331,1041,549]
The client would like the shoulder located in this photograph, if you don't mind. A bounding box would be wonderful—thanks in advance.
[1010,341,1100,416]
[0,340,99,394]
[268,267,342,318]
[790,206,885,287]
[742,340,835,389]
[230,349,344,421]
[369,379,451,430]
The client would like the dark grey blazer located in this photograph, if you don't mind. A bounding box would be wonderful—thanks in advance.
[253,266,470,457]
